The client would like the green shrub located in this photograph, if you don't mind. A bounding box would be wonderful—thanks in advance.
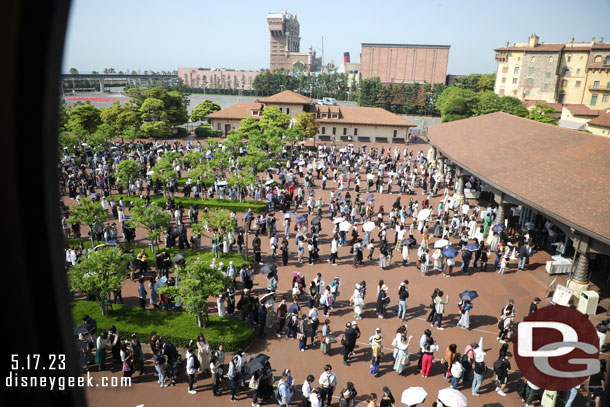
[195,125,223,139]
[113,194,267,213]
[65,238,253,269]
[72,300,254,351]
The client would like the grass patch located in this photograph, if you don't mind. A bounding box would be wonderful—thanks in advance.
[65,238,253,269]
[113,194,267,213]
[72,300,254,351]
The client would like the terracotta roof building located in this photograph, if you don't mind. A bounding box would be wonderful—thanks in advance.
[428,111,610,254]
[587,111,610,137]
[205,90,415,142]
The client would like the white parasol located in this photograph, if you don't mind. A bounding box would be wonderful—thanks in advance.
[362,221,376,233]
[401,387,427,406]
[433,239,449,249]
[333,217,345,224]
[265,179,275,185]
[437,388,467,407]
[366,173,375,180]
[339,221,352,232]
[417,208,431,221]
[146,170,154,175]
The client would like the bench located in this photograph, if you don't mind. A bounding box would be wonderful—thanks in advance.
[375,137,389,143]
[357,136,371,142]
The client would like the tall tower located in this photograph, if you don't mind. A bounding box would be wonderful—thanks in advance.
[267,10,301,71]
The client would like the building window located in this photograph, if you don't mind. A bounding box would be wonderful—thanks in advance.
[279,107,282,112]
[527,78,533,86]
[393,130,397,138]
[517,56,521,61]
[512,78,518,84]
[525,90,530,96]
[286,107,290,114]
[332,127,336,135]
[591,94,598,106]
[331,114,338,119]
[603,95,609,103]
[595,55,603,63]
[513,90,518,96]
[593,81,600,89]
[321,113,327,118]
[562,80,568,88]
[545,72,551,78]
[531,56,536,62]
[567,56,572,62]
[544,83,549,89]
[576,80,581,88]
[549,56,553,62]
[217,123,221,130]
[321,127,325,134]
[576,68,581,75]
[499,88,505,96]
[563,69,569,76]
[501,77,506,83]
[514,66,520,74]
[354,128,358,136]
[529,66,535,73]
[343,128,347,135]
[502,66,508,74]
[605,56,610,65]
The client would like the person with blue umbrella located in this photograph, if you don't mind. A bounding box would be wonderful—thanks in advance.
[457,291,477,330]
[442,248,458,277]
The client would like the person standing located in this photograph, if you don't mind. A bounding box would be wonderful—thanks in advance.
[472,345,487,397]
[397,281,409,322]
[342,322,357,365]
[493,351,512,397]
[457,299,472,330]
[518,241,531,270]
[186,346,197,394]
[432,291,449,330]
[318,365,337,407]
[227,355,241,402]
[421,337,439,378]
[302,375,315,407]
[138,279,147,309]
[329,235,338,266]
[393,333,412,375]
[370,334,383,375]
[277,372,292,407]
[528,297,541,315]
[196,333,210,375]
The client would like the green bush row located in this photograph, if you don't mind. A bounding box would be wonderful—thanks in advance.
[113,195,267,212]
[195,124,223,139]
[72,300,254,351]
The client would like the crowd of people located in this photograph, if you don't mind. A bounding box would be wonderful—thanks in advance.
[64,138,608,407]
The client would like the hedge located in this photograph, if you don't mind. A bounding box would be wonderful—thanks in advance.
[113,195,267,213]
[65,238,253,269]
[195,125,223,139]
[72,300,254,351]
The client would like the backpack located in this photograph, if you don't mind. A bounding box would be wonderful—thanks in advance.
[192,354,200,370]
[420,253,426,262]
[275,381,287,401]
[493,359,504,375]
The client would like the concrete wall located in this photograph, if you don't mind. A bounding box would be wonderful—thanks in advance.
[361,45,449,84]
[519,52,560,102]
[583,69,610,110]
[209,119,242,135]
[318,124,409,140]
[495,51,525,97]
[560,109,594,125]
[557,50,589,104]
[587,124,610,137]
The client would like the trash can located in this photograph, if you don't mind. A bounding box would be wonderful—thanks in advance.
[577,290,599,316]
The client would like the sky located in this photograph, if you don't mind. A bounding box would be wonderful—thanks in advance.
[62,0,610,75]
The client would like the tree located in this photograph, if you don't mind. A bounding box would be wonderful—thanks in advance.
[227,169,257,202]
[127,200,171,253]
[68,247,131,316]
[294,112,318,140]
[475,91,502,115]
[69,67,79,74]
[193,208,236,245]
[87,123,116,151]
[259,106,290,130]
[190,100,221,122]
[237,117,261,138]
[114,160,142,195]
[67,198,109,246]
[156,257,232,327]
[358,77,381,107]
[150,153,179,195]
[499,96,529,117]
[526,103,558,125]
[67,103,102,135]
[436,87,480,122]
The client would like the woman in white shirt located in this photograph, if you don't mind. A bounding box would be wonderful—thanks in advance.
[309,387,322,407]
[196,334,210,374]
[95,332,110,371]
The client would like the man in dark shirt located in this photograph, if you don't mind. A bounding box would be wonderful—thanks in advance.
[494,351,512,396]
[528,297,541,315]
[342,322,359,365]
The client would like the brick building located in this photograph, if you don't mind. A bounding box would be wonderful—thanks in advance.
[360,43,450,84]
[267,10,318,72]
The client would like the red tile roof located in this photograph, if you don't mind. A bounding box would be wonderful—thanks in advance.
[588,111,610,128]
[563,104,605,117]
[206,102,260,120]
[428,112,610,245]
[522,100,563,113]
[259,90,313,105]
[315,106,416,128]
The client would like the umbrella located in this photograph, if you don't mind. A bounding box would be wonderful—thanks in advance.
[295,215,307,223]
[417,209,431,221]
[154,276,168,291]
[90,193,100,199]
[242,213,250,221]
[265,179,275,185]
[433,239,449,249]
[339,148,347,153]
[74,324,89,336]
[362,221,376,233]
[298,161,305,166]
[492,224,505,233]
[107,239,118,245]
[466,243,480,251]
[173,252,187,263]
[366,173,375,180]
[459,290,479,301]
[401,387,427,406]
[333,217,345,224]
[146,170,154,175]
[216,180,228,186]
[366,194,375,202]
[245,354,271,376]
[283,212,295,219]
[437,388,467,407]
[311,216,322,225]
[443,248,458,258]
[402,237,416,245]
[339,221,352,232]
[260,263,277,275]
